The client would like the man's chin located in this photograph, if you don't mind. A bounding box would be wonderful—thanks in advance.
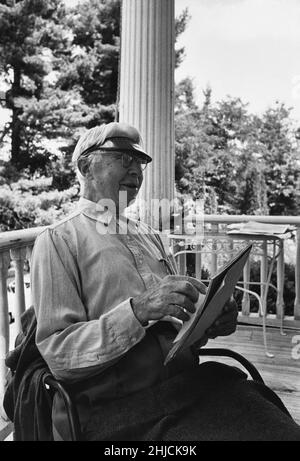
[119,188,138,204]
[117,191,137,214]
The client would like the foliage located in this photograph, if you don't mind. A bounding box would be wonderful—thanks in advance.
[175,79,300,217]
[0,0,70,169]
[0,0,189,176]
[0,0,191,231]
[0,176,79,231]
[174,7,191,69]
[0,1,299,228]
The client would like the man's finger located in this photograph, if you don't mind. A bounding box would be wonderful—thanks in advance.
[186,276,207,294]
[223,298,238,313]
[166,275,207,294]
[169,304,191,322]
[172,281,199,303]
[168,293,196,314]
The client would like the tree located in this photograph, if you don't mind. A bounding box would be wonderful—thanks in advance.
[174,82,300,216]
[0,0,69,169]
[57,0,120,115]
[257,103,300,215]
[0,0,190,177]
[0,1,192,230]
[174,7,191,69]
[175,83,243,212]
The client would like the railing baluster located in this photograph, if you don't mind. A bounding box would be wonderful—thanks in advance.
[10,248,27,333]
[276,240,285,320]
[211,223,218,276]
[178,252,187,276]
[242,258,251,316]
[0,251,10,419]
[294,228,300,320]
[195,248,202,280]
[26,246,33,268]
[26,246,33,309]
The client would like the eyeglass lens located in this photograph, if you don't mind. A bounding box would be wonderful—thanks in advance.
[122,153,147,170]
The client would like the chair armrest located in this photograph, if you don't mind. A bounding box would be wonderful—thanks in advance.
[198,348,265,384]
[44,375,82,441]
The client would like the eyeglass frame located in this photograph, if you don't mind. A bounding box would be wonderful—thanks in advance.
[78,147,149,171]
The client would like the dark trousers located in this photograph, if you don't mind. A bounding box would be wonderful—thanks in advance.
[82,361,300,441]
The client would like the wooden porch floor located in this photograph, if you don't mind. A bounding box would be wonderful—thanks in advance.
[202,324,300,425]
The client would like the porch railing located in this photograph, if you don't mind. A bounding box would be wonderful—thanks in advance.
[0,215,300,439]
[178,214,300,327]
[0,227,43,440]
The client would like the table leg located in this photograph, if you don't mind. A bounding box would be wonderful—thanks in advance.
[276,240,286,337]
[260,241,268,317]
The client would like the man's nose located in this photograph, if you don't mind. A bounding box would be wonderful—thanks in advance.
[128,163,143,176]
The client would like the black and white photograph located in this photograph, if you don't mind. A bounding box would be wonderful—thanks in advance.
[0,0,300,443]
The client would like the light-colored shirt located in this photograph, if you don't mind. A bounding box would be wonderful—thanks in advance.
[31,198,182,383]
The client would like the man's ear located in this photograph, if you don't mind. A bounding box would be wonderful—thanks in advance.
[77,157,92,178]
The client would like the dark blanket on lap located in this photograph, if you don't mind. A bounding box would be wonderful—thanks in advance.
[83,361,300,441]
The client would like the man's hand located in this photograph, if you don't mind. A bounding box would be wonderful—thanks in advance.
[131,275,207,326]
[193,298,238,349]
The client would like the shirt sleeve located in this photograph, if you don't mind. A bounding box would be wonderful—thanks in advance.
[31,228,146,382]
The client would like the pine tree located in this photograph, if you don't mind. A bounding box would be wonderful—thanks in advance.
[0,0,69,169]
[258,103,300,215]
[0,0,189,178]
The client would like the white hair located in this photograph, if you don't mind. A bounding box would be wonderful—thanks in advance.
[72,125,109,164]
[73,125,108,194]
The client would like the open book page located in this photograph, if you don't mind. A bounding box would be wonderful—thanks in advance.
[227,221,296,237]
[173,265,229,344]
[164,243,252,365]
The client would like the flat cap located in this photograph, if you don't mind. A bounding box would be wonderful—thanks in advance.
[72,122,152,164]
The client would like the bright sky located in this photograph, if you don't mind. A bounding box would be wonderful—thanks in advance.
[1,0,300,130]
[175,0,300,123]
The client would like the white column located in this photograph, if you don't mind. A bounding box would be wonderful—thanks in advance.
[119,0,175,228]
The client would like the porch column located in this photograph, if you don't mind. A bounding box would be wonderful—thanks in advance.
[119,0,175,228]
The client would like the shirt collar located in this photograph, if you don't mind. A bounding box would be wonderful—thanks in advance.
[77,197,139,232]
[77,197,115,226]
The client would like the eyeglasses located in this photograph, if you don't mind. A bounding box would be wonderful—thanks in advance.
[98,151,148,171]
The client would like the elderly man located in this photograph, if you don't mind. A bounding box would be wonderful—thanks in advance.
[31,122,300,441]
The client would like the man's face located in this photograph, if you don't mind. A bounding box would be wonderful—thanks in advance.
[89,151,144,211]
